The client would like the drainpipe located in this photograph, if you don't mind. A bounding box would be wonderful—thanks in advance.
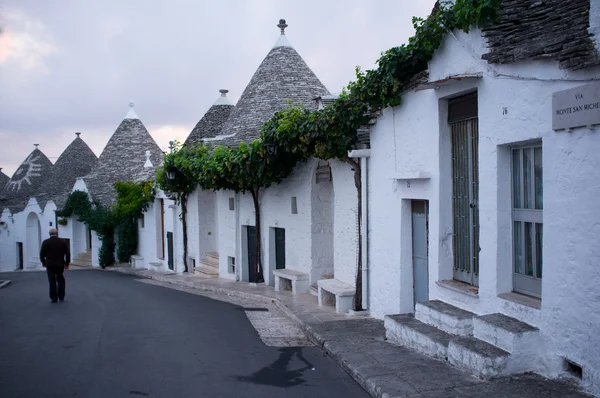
[235,192,241,281]
[348,148,371,310]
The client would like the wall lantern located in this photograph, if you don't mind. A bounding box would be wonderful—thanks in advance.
[265,143,277,157]
[166,166,177,181]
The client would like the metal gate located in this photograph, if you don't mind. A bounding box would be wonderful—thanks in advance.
[450,93,479,286]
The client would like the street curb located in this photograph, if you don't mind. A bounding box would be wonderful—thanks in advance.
[108,267,384,397]
[0,280,11,289]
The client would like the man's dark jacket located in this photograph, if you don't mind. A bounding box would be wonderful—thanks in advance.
[40,236,71,267]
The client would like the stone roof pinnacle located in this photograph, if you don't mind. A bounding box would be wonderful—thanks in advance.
[273,18,292,48]
[278,19,288,35]
[125,101,139,120]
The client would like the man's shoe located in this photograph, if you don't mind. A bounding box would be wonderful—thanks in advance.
[59,299,64,302]
[51,299,58,303]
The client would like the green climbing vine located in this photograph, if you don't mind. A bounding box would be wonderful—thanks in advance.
[57,181,155,268]
[158,0,499,307]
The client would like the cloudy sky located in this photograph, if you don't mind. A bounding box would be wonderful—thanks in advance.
[0,0,436,176]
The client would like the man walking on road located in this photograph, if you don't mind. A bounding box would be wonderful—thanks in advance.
[40,228,70,303]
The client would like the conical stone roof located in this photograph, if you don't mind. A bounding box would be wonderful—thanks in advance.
[217,19,330,146]
[0,168,9,192]
[36,133,98,208]
[83,104,163,207]
[0,146,53,213]
[184,89,234,146]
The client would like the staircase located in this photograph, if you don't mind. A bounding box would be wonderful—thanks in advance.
[195,252,219,278]
[71,250,92,267]
[385,300,540,378]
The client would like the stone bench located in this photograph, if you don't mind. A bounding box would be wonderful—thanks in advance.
[317,279,355,313]
[273,269,309,295]
[130,255,144,269]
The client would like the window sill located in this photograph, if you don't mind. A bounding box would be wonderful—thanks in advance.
[436,279,479,298]
[498,292,541,310]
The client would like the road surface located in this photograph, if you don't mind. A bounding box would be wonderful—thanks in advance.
[0,270,369,398]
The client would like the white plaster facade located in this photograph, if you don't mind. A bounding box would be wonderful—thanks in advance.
[135,191,178,271]
[367,26,600,394]
[0,199,59,272]
[161,157,359,292]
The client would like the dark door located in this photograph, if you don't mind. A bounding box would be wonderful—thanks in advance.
[160,199,165,259]
[412,200,429,306]
[247,226,258,282]
[275,228,285,270]
[87,228,92,250]
[17,242,23,270]
[167,232,174,270]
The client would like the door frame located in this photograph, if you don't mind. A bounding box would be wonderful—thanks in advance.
[411,200,429,307]
[449,92,479,287]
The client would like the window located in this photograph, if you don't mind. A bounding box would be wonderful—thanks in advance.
[512,144,543,298]
[140,213,145,229]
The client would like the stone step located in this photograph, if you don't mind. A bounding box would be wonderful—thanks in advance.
[195,264,219,277]
[474,313,539,354]
[447,336,511,378]
[310,285,318,297]
[72,260,92,267]
[206,252,219,261]
[200,255,219,268]
[415,300,476,336]
[384,314,452,360]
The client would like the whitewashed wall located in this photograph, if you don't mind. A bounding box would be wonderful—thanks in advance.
[310,163,334,283]
[0,209,17,271]
[138,190,178,272]
[330,160,359,287]
[216,189,236,279]
[235,160,314,286]
[368,26,600,395]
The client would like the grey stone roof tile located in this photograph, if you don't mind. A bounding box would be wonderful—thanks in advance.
[185,90,234,146]
[211,22,330,147]
[83,113,163,207]
[0,148,54,213]
[482,0,599,70]
[0,169,9,192]
[35,134,98,209]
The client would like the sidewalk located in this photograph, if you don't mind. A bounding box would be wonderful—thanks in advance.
[108,266,591,398]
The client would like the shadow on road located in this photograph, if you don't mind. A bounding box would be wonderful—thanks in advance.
[235,347,314,388]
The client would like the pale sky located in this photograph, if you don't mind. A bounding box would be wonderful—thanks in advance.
[0,0,437,176]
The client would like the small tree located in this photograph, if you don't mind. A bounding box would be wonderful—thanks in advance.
[197,141,300,282]
[260,96,370,309]
[157,143,209,272]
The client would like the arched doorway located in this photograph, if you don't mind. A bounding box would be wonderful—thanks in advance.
[25,212,41,268]
[311,160,334,285]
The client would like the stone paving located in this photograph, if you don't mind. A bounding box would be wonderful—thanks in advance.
[109,266,591,398]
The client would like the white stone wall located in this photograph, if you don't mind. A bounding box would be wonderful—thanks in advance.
[216,190,236,279]
[236,161,314,286]
[197,189,218,258]
[0,209,17,271]
[310,163,334,284]
[0,200,58,271]
[368,28,600,394]
[204,158,355,287]
[331,159,359,287]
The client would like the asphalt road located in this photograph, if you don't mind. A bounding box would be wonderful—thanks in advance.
[0,270,369,398]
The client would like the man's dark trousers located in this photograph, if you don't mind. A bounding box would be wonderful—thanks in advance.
[46,266,65,302]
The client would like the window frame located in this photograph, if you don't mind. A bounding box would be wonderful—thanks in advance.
[510,141,543,298]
